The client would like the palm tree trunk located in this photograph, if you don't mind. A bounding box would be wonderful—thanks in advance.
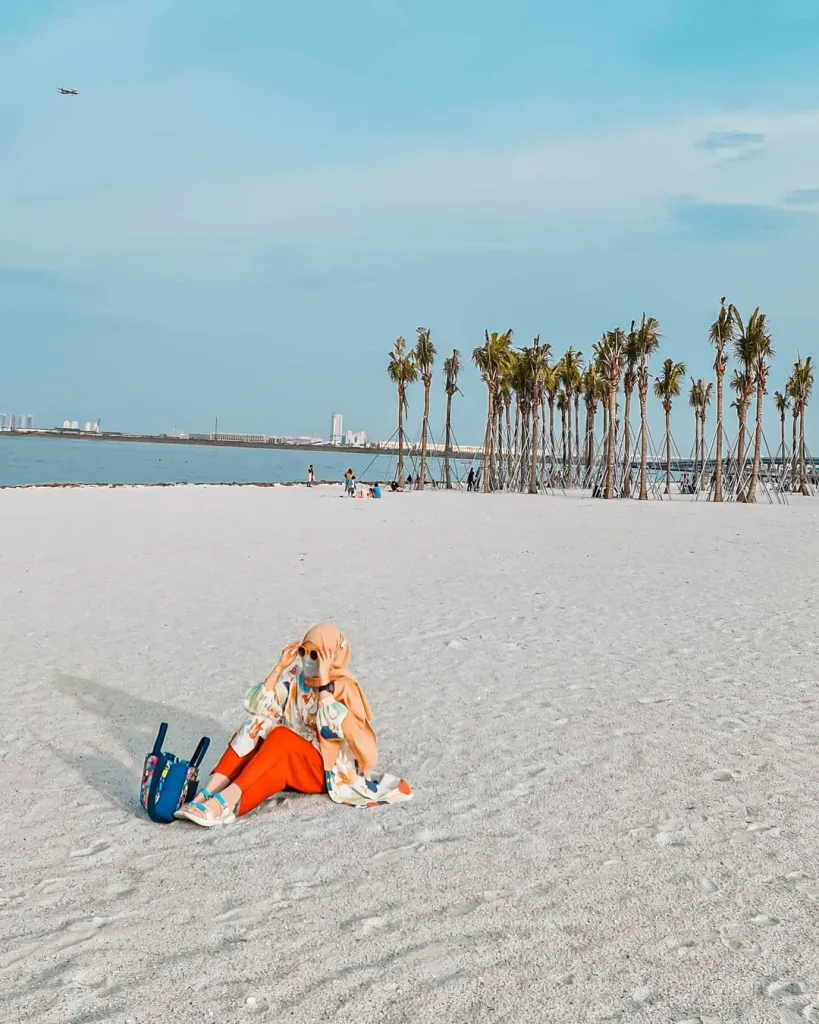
[574,396,580,468]
[397,389,406,486]
[791,409,798,490]
[444,391,453,490]
[418,380,431,490]
[496,407,505,489]
[529,394,539,494]
[665,405,672,495]
[747,381,764,502]
[800,408,808,495]
[621,386,633,498]
[540,396,547,487]
[692,406,699,482]
[482,388,493,493]
[714,370,724,502]
[700,410,706,478]
[638,384,649,500]
[736,403,748,500]
[561,407,567,474]
[518,402,529,491]
[513,401,520,466]
[566,393,574,489]
[505,399,514,486]
[779,415,785,473]
[604,383,617,498]
[548,398,556,483]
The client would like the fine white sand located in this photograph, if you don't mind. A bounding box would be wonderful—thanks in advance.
[2,486,819,1024]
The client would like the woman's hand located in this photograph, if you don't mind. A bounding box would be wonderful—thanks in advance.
[263,641,301,690]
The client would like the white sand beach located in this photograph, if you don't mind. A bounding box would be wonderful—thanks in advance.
[2,486,819,1024]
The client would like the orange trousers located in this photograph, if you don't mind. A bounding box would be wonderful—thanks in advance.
[214,726,325,816]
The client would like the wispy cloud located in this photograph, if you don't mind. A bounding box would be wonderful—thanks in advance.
[695,129,767,152]
[782,187,819,205]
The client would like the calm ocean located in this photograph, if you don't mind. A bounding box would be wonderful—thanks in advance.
[0,436,412,487]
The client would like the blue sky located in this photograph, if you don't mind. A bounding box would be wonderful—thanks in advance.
[3,0,819,447]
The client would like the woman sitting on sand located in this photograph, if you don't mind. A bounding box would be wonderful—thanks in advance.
[175,624,412,826]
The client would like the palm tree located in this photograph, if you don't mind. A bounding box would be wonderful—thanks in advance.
[729,305,757,497]
[791,354,815,495]
[557,389,568,474]
[387,337,419,487]
[595,329,627,498]
[621,326,640,497]
[653,358,686,495]
[733,307,769,503]
[700,380,713,475]
[543,364,559,482]
[558,348,584,489]
[442,349,462,490]
[633,314,662,499]
[773,389,790,471]
[472,330,513,492]
[688,378,704,481]
[787,372,799,490]
[522,337,551,494]
[709,297,733,502]
[739,309,773,503]
[582,362,605,475]
[687,379,713,486]
[498,370,514,487]
[414,328,436,491]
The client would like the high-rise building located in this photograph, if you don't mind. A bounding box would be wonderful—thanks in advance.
[0,413,6,430]
[331,412,343,446]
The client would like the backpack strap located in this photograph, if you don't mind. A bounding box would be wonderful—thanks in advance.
[145,756,169,823]
[152,722,168,756]
[189,736,211,770]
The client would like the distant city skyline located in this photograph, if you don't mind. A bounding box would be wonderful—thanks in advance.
[2,2,819,451]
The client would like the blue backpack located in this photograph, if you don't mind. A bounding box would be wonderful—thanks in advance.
[140,722,210,823]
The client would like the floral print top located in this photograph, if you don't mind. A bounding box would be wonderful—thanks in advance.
[230,662,413,808]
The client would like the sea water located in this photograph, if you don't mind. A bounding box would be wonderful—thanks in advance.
[0,436,420,487]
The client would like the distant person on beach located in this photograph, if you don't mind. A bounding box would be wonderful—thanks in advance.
[466,467,475,492]
[307,464,314,488]
[369,482,382,499]
[174,624,412,825]
[390,480,400,492]
[344,469,354,496]
[406,474,413,489]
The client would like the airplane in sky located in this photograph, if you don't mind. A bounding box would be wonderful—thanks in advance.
[57,87,79,95]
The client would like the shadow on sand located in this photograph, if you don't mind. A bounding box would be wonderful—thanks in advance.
[50,673,226,814]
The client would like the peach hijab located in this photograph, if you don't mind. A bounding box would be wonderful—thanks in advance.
[299,623,377,774]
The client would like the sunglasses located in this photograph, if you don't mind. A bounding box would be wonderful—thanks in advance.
[298,647,320,661]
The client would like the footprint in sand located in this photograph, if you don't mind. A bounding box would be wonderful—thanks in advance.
[447,898,484,918]
[751,914,781,927]
[709,769,734,782]
[719,717,748,733]
[663,936,696,958]
[652,819,689,847]
[70,839,110,859]
[765,979,804,999]
[720,927,761,957]
[342,914,389,938]
[699,877,719,894]
[372,841,423,864]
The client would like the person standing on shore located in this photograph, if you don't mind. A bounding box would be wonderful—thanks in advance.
[466,467,475,492]
[307,464,314,488]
